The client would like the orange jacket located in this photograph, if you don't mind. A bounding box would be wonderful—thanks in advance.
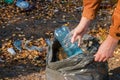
[82,0,120,40]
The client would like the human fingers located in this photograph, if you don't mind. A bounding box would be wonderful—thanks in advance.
[103,57,108,62]
[94,53,100,62]
[98,54,106,62]
[94,52,107,62]
[103,55,113,62]
[71,32,77,43]
[78,37,82,47]
[94,53,113,62]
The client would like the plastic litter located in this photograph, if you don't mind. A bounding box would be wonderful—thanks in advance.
[16,0,29,9]
[54,26,83,57]
[4,0,14,4]
[46,34,109,80]
[7,48,16,55]
[13,40,22,52]
[7,39,47,55]
[24,40,46,52]
[24,4,36,12]
[45,39,51,46]
[76,6,83,11]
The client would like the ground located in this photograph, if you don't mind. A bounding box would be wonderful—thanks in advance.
[0,0,120,80]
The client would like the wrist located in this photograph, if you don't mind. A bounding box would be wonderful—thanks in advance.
[80,17,91,24]
[77,17,91,28]
[107,35,119,44]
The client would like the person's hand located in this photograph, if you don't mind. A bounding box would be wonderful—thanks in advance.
[71,17,91,46]
[94,35,119,62]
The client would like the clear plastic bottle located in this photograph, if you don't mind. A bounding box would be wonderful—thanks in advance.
[16,0,29,9]
[54,26,83,57]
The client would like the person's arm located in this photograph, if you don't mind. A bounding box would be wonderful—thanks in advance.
[83,0,120,39]
[94,0,120,62]
[109,0,120,40]
[71,0,102,43]
[82,0,102,20]
[71,0,120,62]
[94,35,119,62]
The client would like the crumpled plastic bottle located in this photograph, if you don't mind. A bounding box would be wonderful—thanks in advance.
[13,40,22,52]
[54,26,83,57]
[16,0,29,9]
[7,48,16,55]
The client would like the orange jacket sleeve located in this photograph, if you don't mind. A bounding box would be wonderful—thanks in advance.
[83,0,120,40]
[109,0,120,40]
[82,0,102,20]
